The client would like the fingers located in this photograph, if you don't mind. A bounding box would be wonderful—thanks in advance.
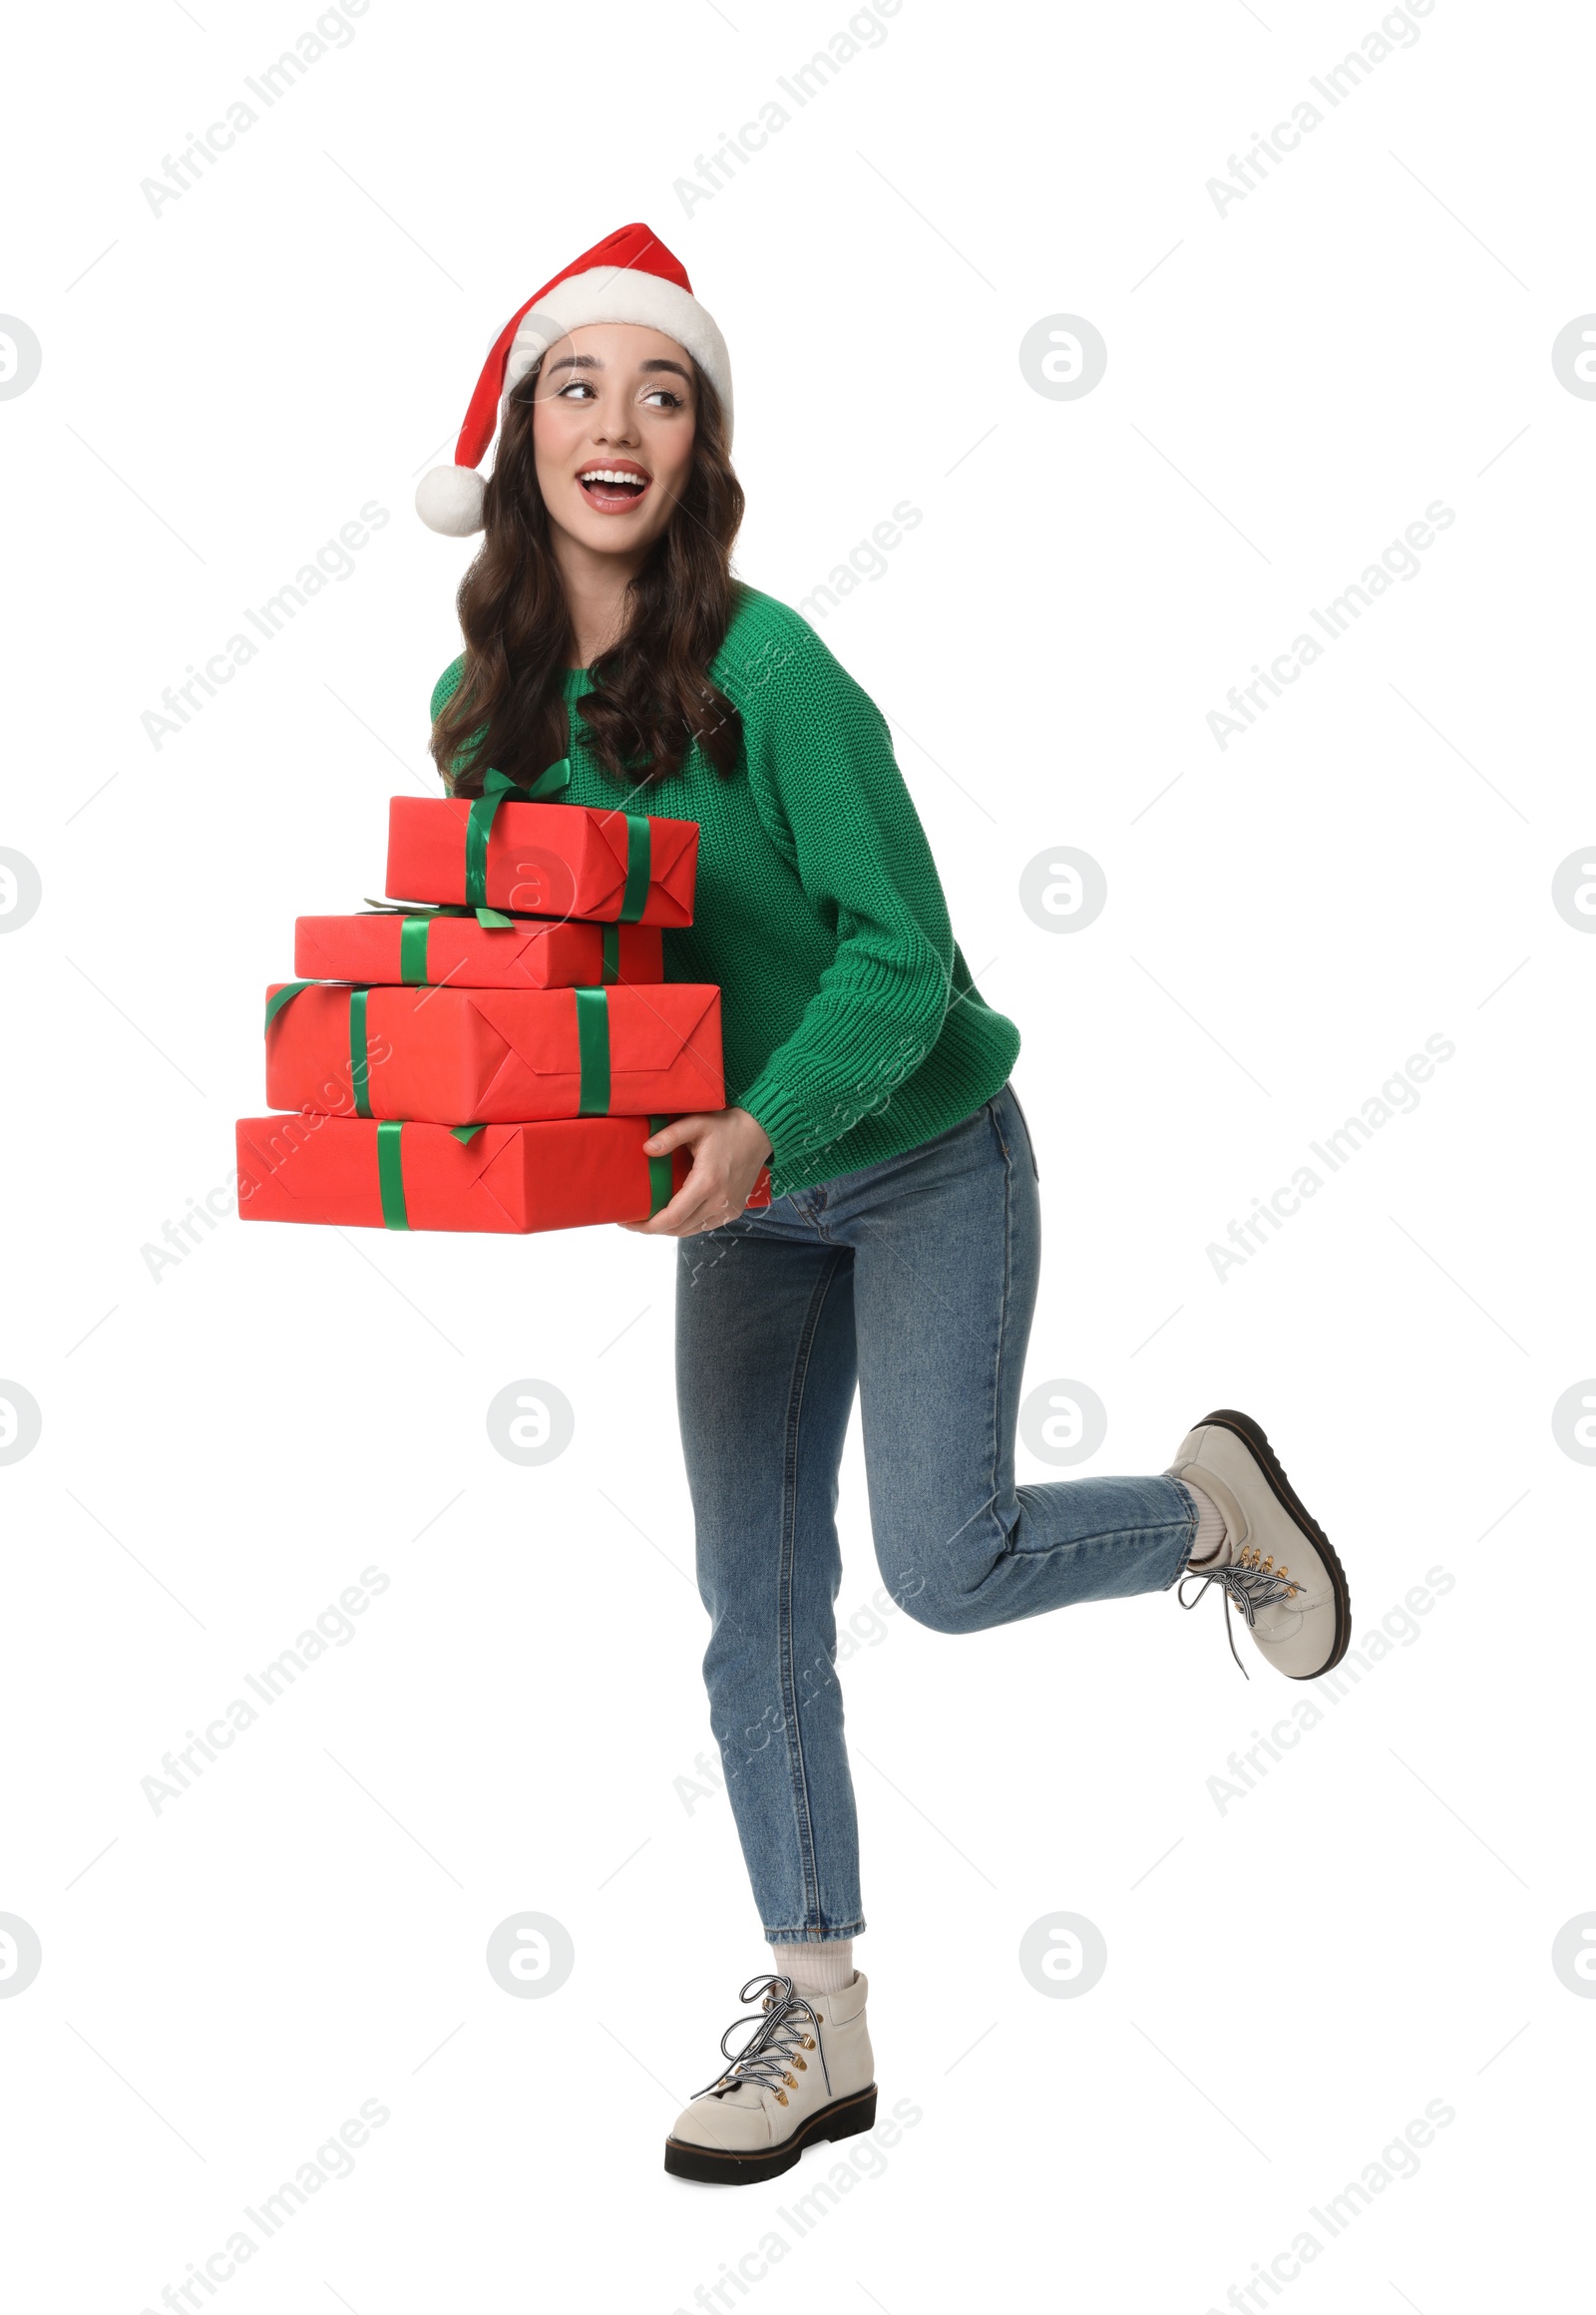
[622,1111,761,1235]
[641,1112,710,1155]
[619,1195,696,1236]
[619,1180,744,1237]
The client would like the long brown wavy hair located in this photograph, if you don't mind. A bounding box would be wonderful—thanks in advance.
[430,357,745,794]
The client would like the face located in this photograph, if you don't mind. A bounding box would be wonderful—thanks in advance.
[529,322,697,560]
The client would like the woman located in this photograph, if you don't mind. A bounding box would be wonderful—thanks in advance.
[416,223,1352,2187]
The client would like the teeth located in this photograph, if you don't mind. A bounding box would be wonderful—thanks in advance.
[580,469,647,485]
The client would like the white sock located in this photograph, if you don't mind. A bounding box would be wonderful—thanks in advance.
[1185,1482,1229,1567]
[770,1939,854,1994]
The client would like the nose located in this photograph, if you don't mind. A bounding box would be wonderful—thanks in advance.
[593,391,640,448]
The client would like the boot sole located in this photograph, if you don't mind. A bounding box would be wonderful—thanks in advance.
[663,2084,879,2184]
[1197,1407,1352,1678]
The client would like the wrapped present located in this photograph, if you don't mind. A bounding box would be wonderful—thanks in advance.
[264,980,723,1125]
[386,789,697,928]
[294,911,663,990]
[235,1113,771,1233]
[236,1112,687,1233]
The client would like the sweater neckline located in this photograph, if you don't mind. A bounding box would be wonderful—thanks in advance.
[561,666,594,697]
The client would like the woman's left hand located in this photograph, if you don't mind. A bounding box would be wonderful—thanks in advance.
[618,1107,773,1237]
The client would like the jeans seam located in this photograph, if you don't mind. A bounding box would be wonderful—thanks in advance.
[1168,1476,1201,1585]
[988,1103,1014,1554]
[987,1092,1010,1166]
[763,1917,867,1943]
[1003,1081,1040,1182]
[778,1248,849,1934]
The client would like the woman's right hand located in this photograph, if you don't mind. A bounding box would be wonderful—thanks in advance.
[619,1107,773,1237]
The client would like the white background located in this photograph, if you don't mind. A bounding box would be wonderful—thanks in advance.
[2,0,1589,2307]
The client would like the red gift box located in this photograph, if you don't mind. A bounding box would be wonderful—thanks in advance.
[235,1114,772,1232]
[386,797,697,927]
[236,1113,691,1233]
[294,914,663,990]
[264,981,724,1125]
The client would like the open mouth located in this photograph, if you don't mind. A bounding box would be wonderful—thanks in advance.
[578,465,652,513]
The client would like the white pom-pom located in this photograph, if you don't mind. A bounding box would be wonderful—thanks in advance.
[415,464,487,536]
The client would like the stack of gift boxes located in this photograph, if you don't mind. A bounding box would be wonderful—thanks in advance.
[236,782,769,1233]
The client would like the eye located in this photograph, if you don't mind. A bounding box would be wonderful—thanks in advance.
[557,378,597,401]
[642,387,685,410]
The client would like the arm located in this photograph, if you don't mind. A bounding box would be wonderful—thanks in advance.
[627,618,955,1234]
[733,620,954,1180]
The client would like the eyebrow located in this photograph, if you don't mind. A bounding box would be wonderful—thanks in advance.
[546,352,693,384]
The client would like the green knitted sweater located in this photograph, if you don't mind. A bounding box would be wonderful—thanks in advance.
[430,583,1020,1197]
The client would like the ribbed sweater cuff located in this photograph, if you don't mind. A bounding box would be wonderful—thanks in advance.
[737,1074,824,1179]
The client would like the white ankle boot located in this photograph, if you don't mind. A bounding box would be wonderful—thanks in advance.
[664,1971,877,2184]
[1168,1407,1350,1679]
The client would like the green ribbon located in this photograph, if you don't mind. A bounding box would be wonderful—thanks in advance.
[263,980,321,1031]
[465,759,572,910]
[398,917,431,984]
[646,1114,673,1215]
[376,1120,409,1230]
[349,988,372,1117]
[573,985,611,1116]
[600,925,619,983]
[616,813,651,925]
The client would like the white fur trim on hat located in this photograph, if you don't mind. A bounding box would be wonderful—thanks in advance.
[505,264,734,439]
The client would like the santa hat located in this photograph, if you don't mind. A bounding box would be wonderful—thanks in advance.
[414,221,732,537]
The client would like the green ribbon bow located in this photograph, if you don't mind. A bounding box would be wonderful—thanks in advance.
[387,750,651,924]
[465,759,572,910]
[374,1112,676,1230]
[458,759,651,925]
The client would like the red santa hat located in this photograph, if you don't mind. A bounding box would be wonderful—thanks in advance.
[414,221,732,537]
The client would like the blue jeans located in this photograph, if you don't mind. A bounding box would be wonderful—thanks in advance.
[673,1082,1200,1942]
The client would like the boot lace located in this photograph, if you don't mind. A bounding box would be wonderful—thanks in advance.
[693,1974,829,2106]
[1178,1545,1301,1677]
